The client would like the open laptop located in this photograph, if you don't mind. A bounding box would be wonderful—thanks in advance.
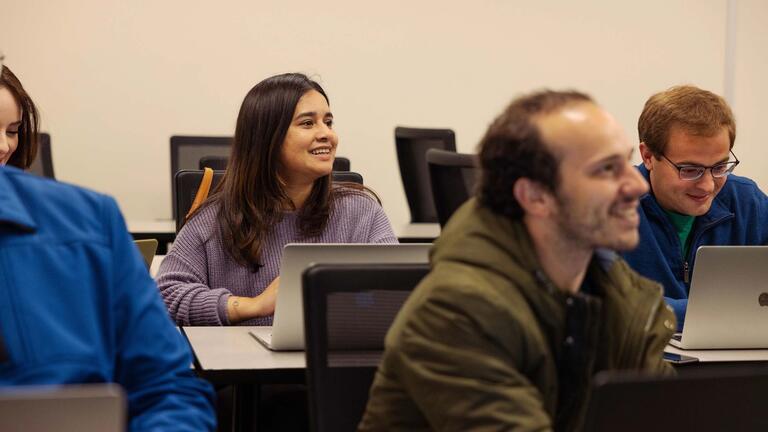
[133,239,159,270]
[249,243,431,351]
[669,245,768,350]
[583,370,768,431]
[0,384,125,432]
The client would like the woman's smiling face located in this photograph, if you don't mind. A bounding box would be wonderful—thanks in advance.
[0,86,21,166]
[278,89,338,186]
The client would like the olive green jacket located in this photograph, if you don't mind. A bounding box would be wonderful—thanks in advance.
[359,199,675,431]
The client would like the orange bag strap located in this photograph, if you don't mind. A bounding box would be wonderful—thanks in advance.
[185,167,214,221]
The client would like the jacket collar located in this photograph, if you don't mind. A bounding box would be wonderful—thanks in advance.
[434,199,621,302]
[637,164,733,225]
[0,166,38,232]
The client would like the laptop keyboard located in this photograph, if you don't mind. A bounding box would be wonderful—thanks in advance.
[671,333,682,342]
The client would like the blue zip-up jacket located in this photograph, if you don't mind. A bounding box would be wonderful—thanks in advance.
[0,166,215,431]
[623,165,768,330]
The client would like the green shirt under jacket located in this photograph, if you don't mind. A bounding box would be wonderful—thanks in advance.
[359,199,675,431]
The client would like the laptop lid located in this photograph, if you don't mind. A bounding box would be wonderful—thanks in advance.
[583,371,768,431]
[676,246,768,349]
[0,384,126,432]
[133,239,159,270]
[256,243,431,351]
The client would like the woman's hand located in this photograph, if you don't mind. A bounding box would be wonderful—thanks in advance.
[226,276,280,323]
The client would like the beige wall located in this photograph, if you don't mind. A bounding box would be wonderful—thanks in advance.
[732,0,768,190]
[3,0,762,228]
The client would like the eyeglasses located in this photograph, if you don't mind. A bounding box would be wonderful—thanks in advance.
[660,150,740,181]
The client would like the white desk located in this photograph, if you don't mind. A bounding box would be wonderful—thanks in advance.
[182,326,305,381]
[127,219,176,234]
[395,223,440,243]
[182,326,306,431]
[128,219,176,254]
[149,255,164,277]
[129,220,437,240]
[130,220,440,252]
[665,344,768,362]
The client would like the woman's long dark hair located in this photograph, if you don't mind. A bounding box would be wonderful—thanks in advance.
[202,73,365,271]
[1,65,39,169]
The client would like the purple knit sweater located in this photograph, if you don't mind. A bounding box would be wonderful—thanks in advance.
[156,191,397,326]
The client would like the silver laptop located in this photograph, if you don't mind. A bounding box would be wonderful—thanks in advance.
[250,243,431,351]
[669,246,768,350]
[0,384,125,432]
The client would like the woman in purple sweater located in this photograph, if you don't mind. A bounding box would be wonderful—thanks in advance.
[157,73,397,326]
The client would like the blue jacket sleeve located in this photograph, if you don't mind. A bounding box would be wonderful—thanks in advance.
[665,297,687,332]
[104,197,216,431]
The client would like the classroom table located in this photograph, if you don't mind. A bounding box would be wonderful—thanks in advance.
[395,222,441,243]
[127,219,176,254]
[182,326,768,431]
[666,344,768,375]
[149,255,164,277]
[182,326,305,432]
[129,219,441,253]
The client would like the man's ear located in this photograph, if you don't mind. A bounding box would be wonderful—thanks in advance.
[513,178,554,217]
[639,142,655,170]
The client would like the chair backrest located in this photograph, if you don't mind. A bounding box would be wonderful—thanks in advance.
[198,155,229,170]
[332,170,363,185]
[395,127,456,223]
[170,135,232,219]
[333,156,350,171]
[174,170,363,232]
[28,132,55,179]
[426,149,479,227]
[198,155,351,172]
[174,169,226,232]
[584,370,768,431]
[302,263,429,432]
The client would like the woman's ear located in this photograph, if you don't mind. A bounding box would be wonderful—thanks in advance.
[513,177,554,217]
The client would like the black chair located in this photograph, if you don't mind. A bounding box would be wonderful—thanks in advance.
[170,135,233,219]
[28,132,54,179]
[426,149,479,227]
[584,370,768,431]
[332,170,363,185]
[332,156,350,172]
[395,127,456,223]
[198,155,228,170]
[174,170,364,232]
[198,155,351,172]
[302,263,429,432]
[173,169,226,232]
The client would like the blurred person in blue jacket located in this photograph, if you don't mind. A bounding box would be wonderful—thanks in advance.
[623,85,768,330]
[0,62,215,431]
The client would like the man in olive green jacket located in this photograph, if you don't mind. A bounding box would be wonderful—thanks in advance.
[359,90,676,431]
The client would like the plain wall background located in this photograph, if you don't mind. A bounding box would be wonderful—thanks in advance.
[1,0,765,229]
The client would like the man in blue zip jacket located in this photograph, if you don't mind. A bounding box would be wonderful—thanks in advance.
[0,163,216,430]
[623,85,768,330]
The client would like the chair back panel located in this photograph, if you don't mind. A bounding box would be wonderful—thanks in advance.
[332,156,350,171]
[331,171,363,185]
[170,135,232,219]
[28,132,55,179]
[395,127,456,223]
[303,263,429,432]
[198,155,229,170]
[174,169,226,232]
[426,149,479,227]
